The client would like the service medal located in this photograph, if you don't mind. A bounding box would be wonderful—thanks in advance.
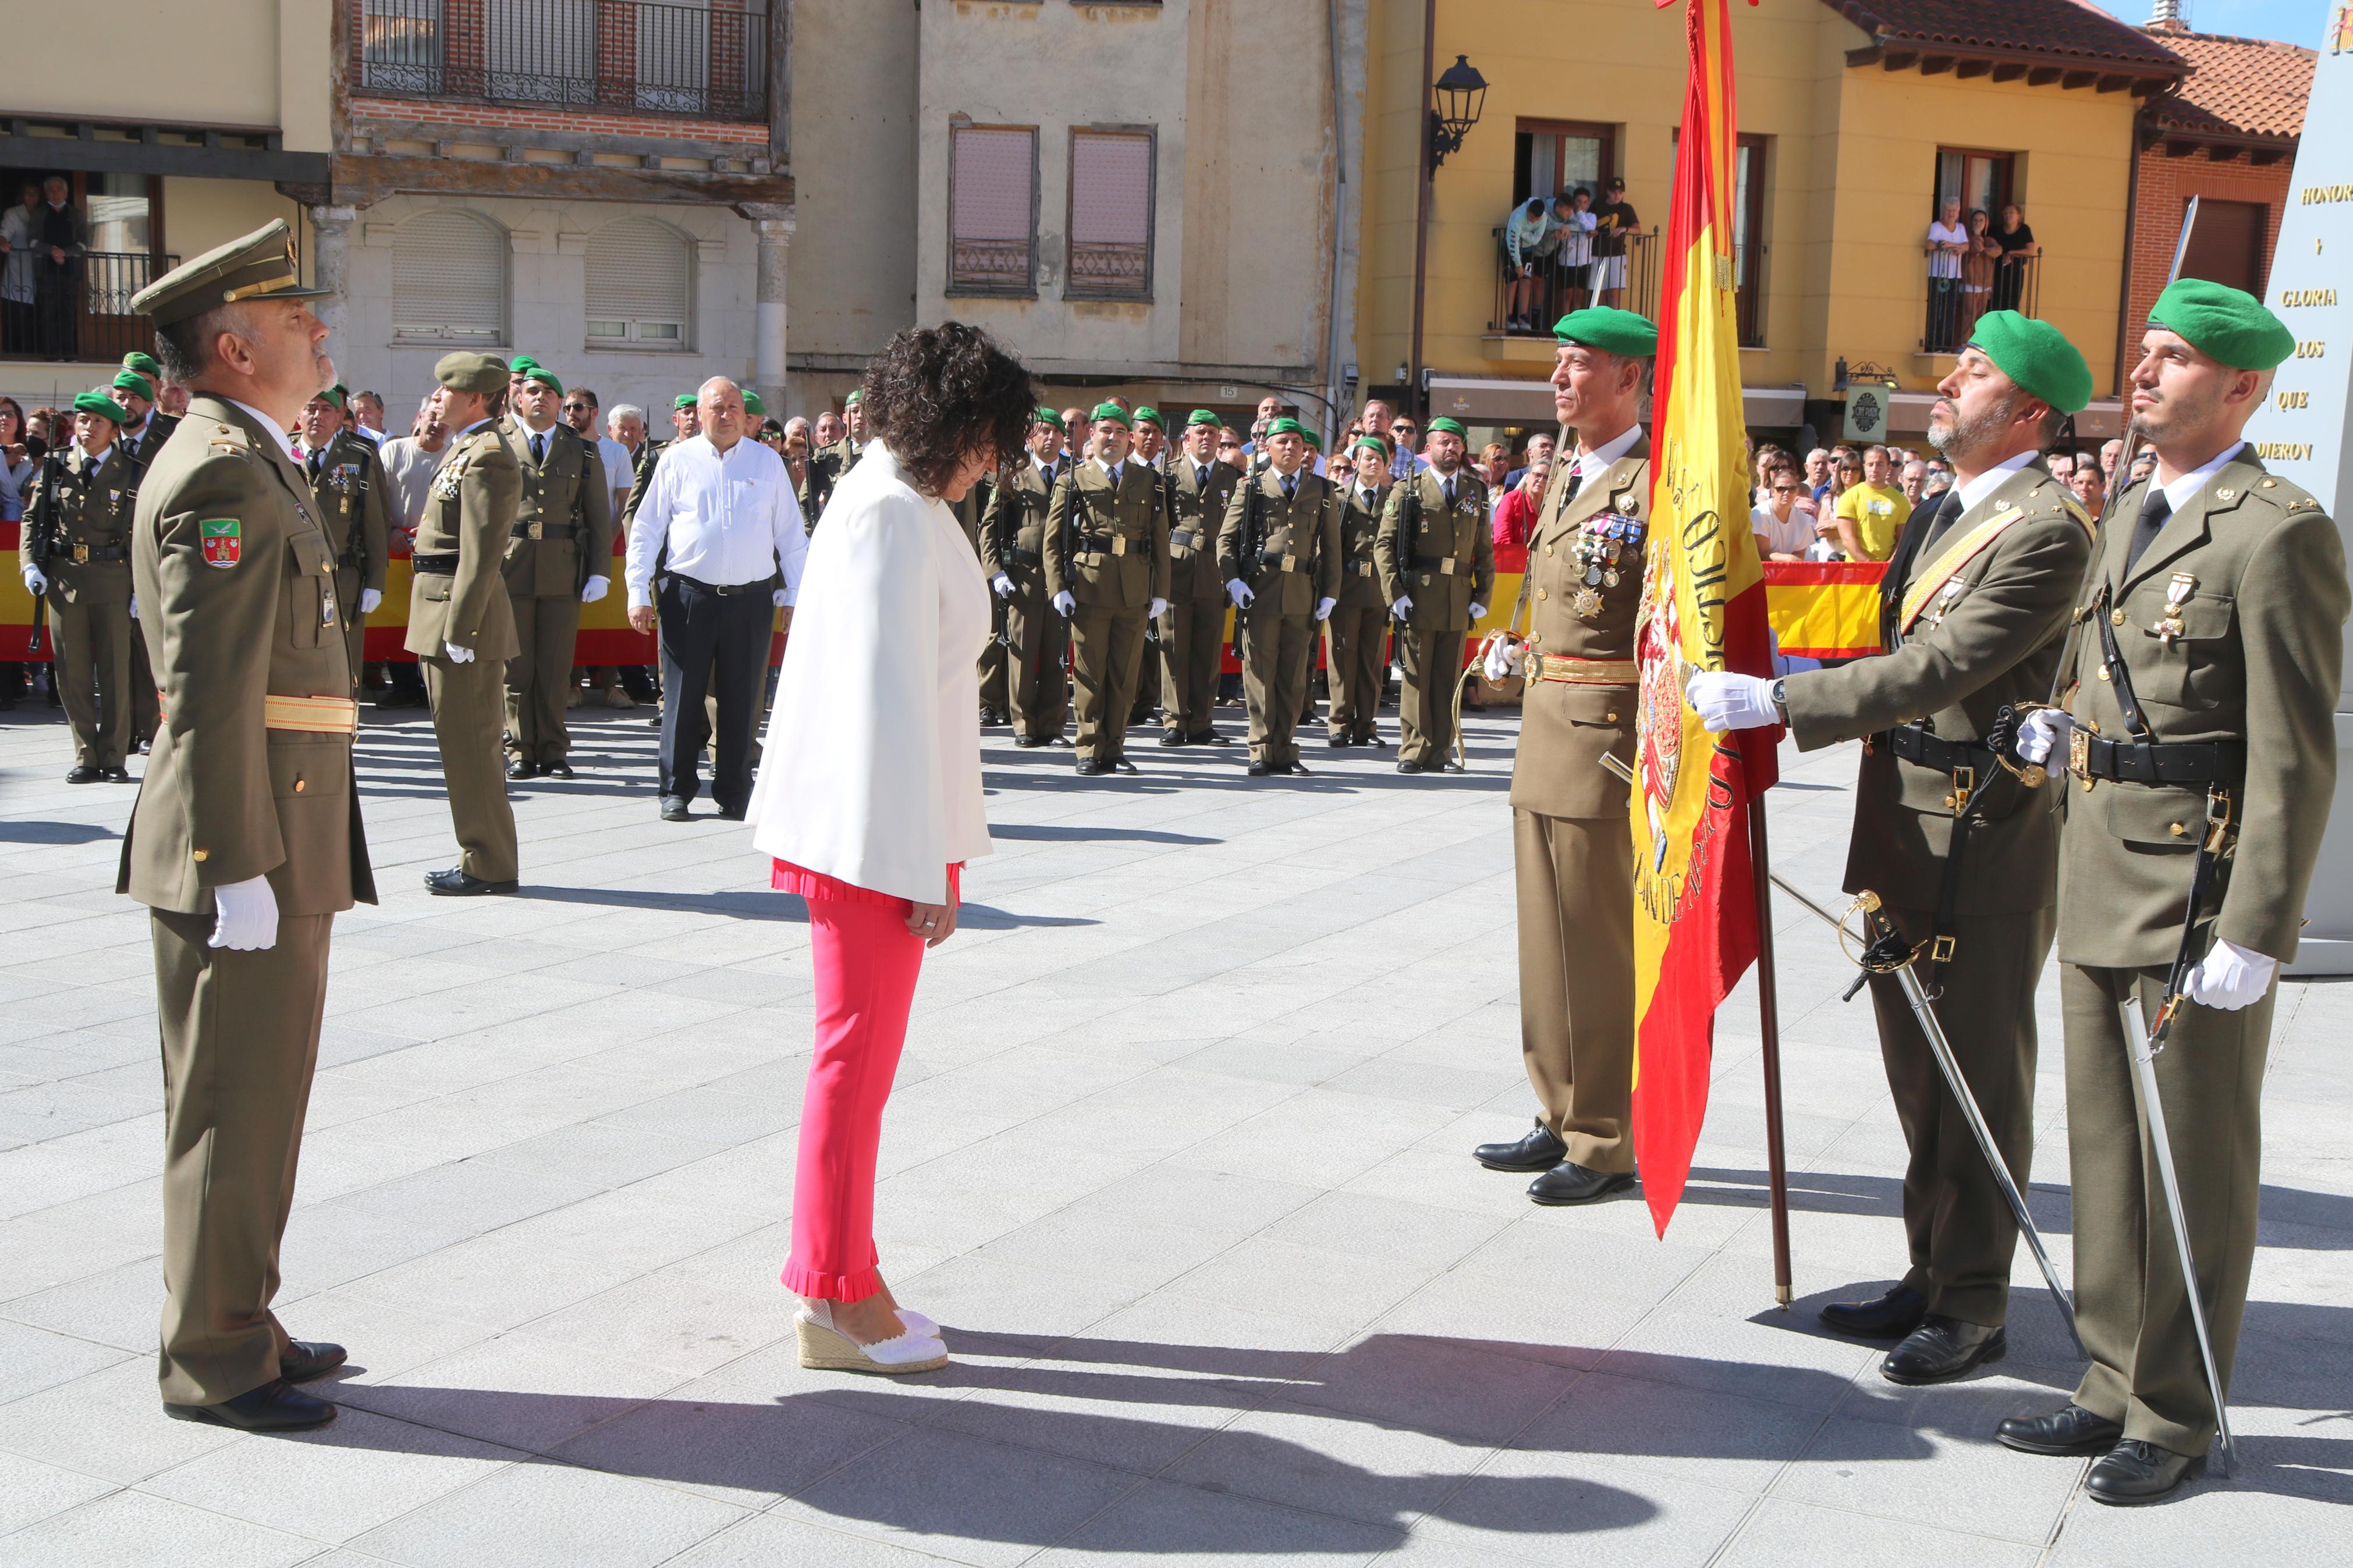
[1572,586,1603,618]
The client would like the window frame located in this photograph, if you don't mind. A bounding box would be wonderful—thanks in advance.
[1512,118,1618,208]
[1062,124,1158,303]
[583,215,696,353]
[946,122,1041,300]
[389,208,510,348]
[1734,132,1768,349]
[1934,146,2017,226]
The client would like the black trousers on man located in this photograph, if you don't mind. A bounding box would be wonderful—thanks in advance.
[656,573,771,811]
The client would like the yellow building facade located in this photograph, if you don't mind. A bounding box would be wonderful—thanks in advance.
[1356,0,2184,443]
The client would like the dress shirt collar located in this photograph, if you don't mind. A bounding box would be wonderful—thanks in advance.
[1359,485,1378,509]
[1573,421,1643,475]
[76,443,113,471]
[1093,454,1123,485]
[227,400,299,464]
[2159,440,2246,515]
[1952,449,2038,516]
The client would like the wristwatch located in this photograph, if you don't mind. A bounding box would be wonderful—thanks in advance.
[1770,678,1788,720]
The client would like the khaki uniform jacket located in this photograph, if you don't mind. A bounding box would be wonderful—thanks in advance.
[1376,467,1496,631]
[1046,458,1172,610]
[1167,454,1240,603]
[1335,479,1392,610]
[117,397,375,916]
[300,428,390,593]
[982,460,1062,591]
[20,444,136,604]
[622,437,663,528]
[2057,452,2348,967]
[1509,438,1651,821]
[125,412,180,471]
[499,419,613,598]
[404,421,522,660]
[803,438,866,532]
[1783,461,2091,915]
[1217,467,1343,617]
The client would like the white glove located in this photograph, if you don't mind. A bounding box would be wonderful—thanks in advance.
[128,595,139,621]
[1689,671,1781,733]
[22,567,46,596]
[444,640,475,664]
[2184,938,2276,1011]
[2016,708,2065,766]
[208,874,279,952]
[1149,596,1169,620]
[1052,590,1076,617]
[579,576,608,605]
[1390,595,1412,619]
[1315,596,1335,622]
[1468,602,1488,621]
[771,588,789,609]
[359,587,383,614]
[1226,579,1254,609]
[1484,637,1522,682]
[992,573,1014,598]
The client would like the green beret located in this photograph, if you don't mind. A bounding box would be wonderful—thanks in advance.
[521,367,564,396]
[1187,408,1222,428]
[741,388,766,416]
[1090,401,1133,429]
[1265,416,1308,439]
[1300,426,1324,451]
[1425,417,1468,439]
[120,351,161,379]
[2150,278,2297,372]
[128,219,331,326]
[434,351,509,396]
[73,390,130,426]
[1965,311,2092,415]
[844,389,862,406]
[1351,438,1390,460]
[317,382,347,408]
[509,355,540,375]
[1133,407,1164,429]
[112,370,155,403]
[1034,406,1067,434]
[1553,307,1658,358]
[675,393,698,411]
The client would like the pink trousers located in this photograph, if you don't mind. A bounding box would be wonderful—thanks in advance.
[773,861,951,1303]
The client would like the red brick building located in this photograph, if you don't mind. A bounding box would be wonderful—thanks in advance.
[2122,24,2312,378]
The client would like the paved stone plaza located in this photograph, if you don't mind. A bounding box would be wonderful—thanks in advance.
[0,696,2345,1566]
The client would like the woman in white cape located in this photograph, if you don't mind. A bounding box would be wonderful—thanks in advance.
[746,323,1035,1373]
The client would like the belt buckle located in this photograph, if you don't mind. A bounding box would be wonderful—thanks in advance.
[1930,934,1958,964]
[1944,765,1974,813]
[2069,726,2092,791]
[2203,785,2234,853]
[1440,556,1457,574]
[1282,554,1297,572]
[1112,536,1128,556]
[73,544,90,564]
[527,521,544,540]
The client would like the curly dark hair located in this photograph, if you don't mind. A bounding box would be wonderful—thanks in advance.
[856,321,1034,497]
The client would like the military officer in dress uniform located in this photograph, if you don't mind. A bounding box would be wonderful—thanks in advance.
[1471,308,1654,1204]
[803,388,869,533]
[115,365,178,752]
[952,467,1009,724]
[1218,416,1340,777]
[294,385,389,692]
[500,365,613,780]
[1376,417,1494,773]
[407,353,523,895]
[1999,280,2348,1503]
[1162,408,1239,746]
[19,390,140,782]
[122,219,374,1431]
[1326,436,1393,747]
[1127,408,1172,730]
[984,409,1073,747]
[1692,312,2098,1384]
[1046,402,1172,775]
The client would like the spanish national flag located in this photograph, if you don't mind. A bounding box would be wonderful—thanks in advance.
[1629,0,1777,1237]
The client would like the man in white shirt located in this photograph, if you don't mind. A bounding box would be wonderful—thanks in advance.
[1926,195,1971,350]
[374,396,445,708]
[626,376,807,821]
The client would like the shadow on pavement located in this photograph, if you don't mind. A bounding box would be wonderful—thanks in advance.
[514,884,1097,930]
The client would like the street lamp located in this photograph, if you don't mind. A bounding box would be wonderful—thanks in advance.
[1428,55,1487,170]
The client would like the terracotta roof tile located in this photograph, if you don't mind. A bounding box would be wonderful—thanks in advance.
[1830,0,2188,76]
[2141,28,2313,141]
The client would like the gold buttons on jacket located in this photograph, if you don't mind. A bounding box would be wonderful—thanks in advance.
[192,848,208,862]
[2169,822,2187,837]
[1607,710,1619,722]
[2111,609,2127,625]
[1536,588,1548,601]
[293,776,307,793]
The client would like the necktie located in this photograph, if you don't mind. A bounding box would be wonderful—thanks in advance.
[1196,464,1209,490]
[1442,477,1456,509]
[1110,462,1123,488]
[307,450,322,480]
[2124,486,2173,575]
[531,433,546,466]
[1917,486,1964,556]
[1282,475,1297,502]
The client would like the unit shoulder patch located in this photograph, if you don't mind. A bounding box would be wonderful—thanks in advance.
[200,518,242,568]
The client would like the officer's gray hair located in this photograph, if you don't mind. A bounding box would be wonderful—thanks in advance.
[152,301,258,387]
[608,403,645,426]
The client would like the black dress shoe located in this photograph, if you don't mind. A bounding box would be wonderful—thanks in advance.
[1050,734,1074,746]
[1361,734,1387,749]
[424,868,519,897]
[1474,1121,1568,1172]
[164,1378,335,1432]
[1286,760,1311,775]
[1880,1317,2006,1384]
[1160,731,1186,747]
[281,1340,347,1383]
[1819,1283,1928,1339]
[101,765,132,783]
[1396,759,1426,774]
[1997,1403,2126,1457]
[1112,759,1138,775]
[541,761,574,780]
[375,690,427,710]
[1076,759,1110,776]
[506,759,536,781]
[1247,760,1274,777]
[1193,732,1229,746]
[715,803,746,822]
[65,765,103,784]
[1443,760,1467,774]
[1529,1162,1638,1206]
[659,796,691,822]
[2086,1439,2204,1506]
[1015,734,1048,748]
[1327,734,1347,748]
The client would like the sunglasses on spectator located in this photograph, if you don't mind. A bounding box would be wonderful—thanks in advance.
[1772,484,1799,495]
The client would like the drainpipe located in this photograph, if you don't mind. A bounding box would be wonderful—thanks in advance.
[1408,0,1437,419]
[1324,0,1349,447]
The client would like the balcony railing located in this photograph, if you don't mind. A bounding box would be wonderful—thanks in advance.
[0,252,178,364]
[1923,252,2042,354]
[1490,227,1665,343]
[355,0,771,123]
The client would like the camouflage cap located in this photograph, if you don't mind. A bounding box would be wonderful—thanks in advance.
[129,219,332,326]
[434,351,510,396]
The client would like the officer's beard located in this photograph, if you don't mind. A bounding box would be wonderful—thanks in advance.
[1926,393,2017,467]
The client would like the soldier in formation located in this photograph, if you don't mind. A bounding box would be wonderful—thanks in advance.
[1376,415,1493,774]
[294,384,389,692]
[1325,435,1393,748]
[1161,408,1238,747]
[19,389,140,781]
[984,409,1073,748]
[500,365,613,780]
[1218,415,1338,777]
[1046,403,1170,776]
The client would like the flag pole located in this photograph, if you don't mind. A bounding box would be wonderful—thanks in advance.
[1748,790,1794,1306]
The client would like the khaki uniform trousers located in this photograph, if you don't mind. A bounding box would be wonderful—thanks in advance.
[1515,808,1635,1172]
[1160,591,1225,739]
[2064,962,2271,1453]
[505,591,583,765]
[1240,598,1316,768]
[1396,623,1465,768]
[423,652,520,881]
[129,618,161,746]
[1006,592,1070,742]
[1323,605,1387,741]
[1864,901,2052,1328]
[979,592,1010,716]
[332,566,366,696]
[154,907,333,1406]
[1069,602,1148,765]
[45,567,133,769]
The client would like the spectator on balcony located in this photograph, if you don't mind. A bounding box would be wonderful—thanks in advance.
[1832,444,1909,563]
[1502,196,1563,335]
[1989,203,2037,314]
[1957,208,1997,342]
[26,177,84,362]
[1924,195,1969,351]
[1592,176,1640,309]
[0,182,40,354]
[1751,461,1813,563]
[1556,187,1598,311]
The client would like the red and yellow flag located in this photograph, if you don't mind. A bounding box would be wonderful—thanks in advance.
[1630,0,1777,1237]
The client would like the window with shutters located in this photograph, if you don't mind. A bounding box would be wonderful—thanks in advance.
[1066,128,1155,300]
[585,218,694,350]
[948,125,1037,298]
[391,210,507,346]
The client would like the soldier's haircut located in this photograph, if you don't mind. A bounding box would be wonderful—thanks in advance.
[152,303,246,387]
[856,321,1034,498]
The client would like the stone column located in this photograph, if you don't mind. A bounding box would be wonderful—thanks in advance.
[751,212,794,411]
[307,205,358,361]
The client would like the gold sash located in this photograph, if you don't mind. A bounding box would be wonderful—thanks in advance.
[1898,492,2097,632]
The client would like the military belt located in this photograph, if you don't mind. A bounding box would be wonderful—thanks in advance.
[411,552,461,574]
[2069,731,2246,787]
[511,521,577,540]
[1413,553,1463,575]
[1347,560,1379,577]
[1080,533,1134,557]
[1883,723,1993,775]
[1169,528,1198,550]
[63,542,129,564]
[1002,544,1042,567]
[1257,550,1309,573]
[1529,654,1637,686]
